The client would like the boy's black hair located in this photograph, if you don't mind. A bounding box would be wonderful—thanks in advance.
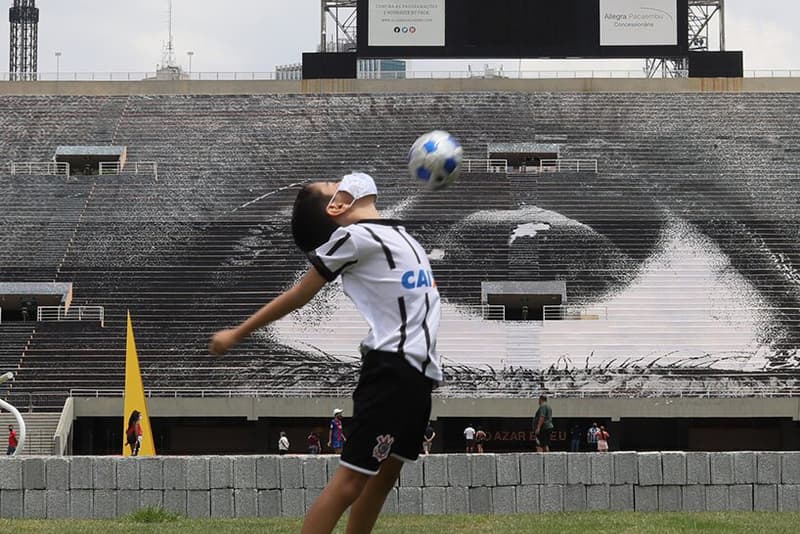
[291,184,340,252]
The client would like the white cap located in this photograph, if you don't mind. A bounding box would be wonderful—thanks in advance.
[337,172,378,202]
[333,408,343,416]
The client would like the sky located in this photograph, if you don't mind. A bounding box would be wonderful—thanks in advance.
[1,0,798,75]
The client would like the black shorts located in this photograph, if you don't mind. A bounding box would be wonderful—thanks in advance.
[538,430,552,448]
[341,350,434,476]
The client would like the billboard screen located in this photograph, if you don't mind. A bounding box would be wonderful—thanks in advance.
[358,0,688,59]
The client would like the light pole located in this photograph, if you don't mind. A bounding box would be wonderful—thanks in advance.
[55,51,62,80]
[187,51,194,77]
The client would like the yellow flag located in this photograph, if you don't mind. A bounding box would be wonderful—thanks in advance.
[123,311,156,456]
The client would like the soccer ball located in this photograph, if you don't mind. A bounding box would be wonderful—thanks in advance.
[408,130,463,190]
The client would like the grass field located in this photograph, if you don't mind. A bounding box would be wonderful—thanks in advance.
[2,512,800,534]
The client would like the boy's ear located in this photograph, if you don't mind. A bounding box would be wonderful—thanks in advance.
[325,192,354,217]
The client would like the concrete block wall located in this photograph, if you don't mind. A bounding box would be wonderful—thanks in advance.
[1,453,800,518]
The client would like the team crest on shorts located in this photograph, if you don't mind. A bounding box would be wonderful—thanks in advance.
[372,434,395,462]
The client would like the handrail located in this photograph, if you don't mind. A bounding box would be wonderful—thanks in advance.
[9,161,70,176]
[463,159,508,173]
[539,159,598,173]
[99,161,158,180]
[543,305,608,322]
[36,305,105,327]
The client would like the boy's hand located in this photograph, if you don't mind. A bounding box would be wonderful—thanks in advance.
[209,329,241,356]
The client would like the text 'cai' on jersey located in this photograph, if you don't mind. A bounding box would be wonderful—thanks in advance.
[308,220,443,382]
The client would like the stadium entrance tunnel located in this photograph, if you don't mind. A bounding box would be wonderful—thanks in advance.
[55,145,127,176]
[0,282,72,322]
[488,142,559,173]
[482,281,565,321]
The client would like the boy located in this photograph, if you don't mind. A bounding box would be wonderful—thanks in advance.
[210,172,441,534]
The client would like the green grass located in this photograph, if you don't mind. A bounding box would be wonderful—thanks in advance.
[2,513,800,534]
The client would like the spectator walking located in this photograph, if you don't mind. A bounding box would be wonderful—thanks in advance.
[597,425,610,452]
[422,423,436,455]
[7,424,18,455]
[308,431,321,455]
[587,422,600,452]
[328,408,345,454]
[475,427,488,453]
[569,424,582,452]
[533,395,553,453]
[278,431,290,455]
[464,424,476,453]
[125,410,143,456]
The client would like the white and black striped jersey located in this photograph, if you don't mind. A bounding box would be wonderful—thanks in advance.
[308,219,442,383]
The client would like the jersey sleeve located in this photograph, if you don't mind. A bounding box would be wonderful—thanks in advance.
[307,227,359,282]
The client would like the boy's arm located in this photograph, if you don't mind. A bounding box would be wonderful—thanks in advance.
[209,268,327,355]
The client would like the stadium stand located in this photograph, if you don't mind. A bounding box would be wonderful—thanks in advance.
[0,91,799,412]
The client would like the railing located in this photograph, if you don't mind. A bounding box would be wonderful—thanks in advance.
[36,306,105,327]
[463,159,508,174]
[99,161,159,180]
[543,305,609,322]
[539,159,599,173]
[481,304,506,321]
[9,161,70,176]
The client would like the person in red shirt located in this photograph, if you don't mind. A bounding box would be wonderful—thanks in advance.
[7,425,18,455]
[126,410,143,456]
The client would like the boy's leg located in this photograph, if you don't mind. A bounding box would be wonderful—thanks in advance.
[301,466,370,534]
[345,457,404,534]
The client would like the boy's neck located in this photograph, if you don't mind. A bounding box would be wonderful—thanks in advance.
[339,205,381,225]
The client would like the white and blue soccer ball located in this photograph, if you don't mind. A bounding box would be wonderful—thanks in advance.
[408,130,463,191]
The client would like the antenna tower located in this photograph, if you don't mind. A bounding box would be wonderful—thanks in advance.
[320,0,357,53]
[8,0,39,81]
[162,0,177,67]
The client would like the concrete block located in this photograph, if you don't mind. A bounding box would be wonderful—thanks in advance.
[567,454,590,485]
[70,457,93,489]
[233,456,257,489]
[729,484,753,511]
[540,485,563,513]
[304,488,322,514]
[258,489,281,517]
[0,489,23,518]
[493,486,516,514]
[590,454,613,485]
[516,485,539,513]
[46,490,69,519]
[163,457,187,490]
[470,454,497,487]
[45,458,69,490]
[782,452,800,484]
[280,457,304,489]
[325,456,340,481]
[754,485,778,512]
[0,459,22,489]
[69,490,93,519]
[662,452,687,485]
[210,457,233,489]
[757,452,781,484]
[399,487,423,514]
[303,456,327,489]
[564,485,587,512]
[211,488,234,518]
[469,486,492,514]
[23,490,46,519]
[609,485,634,512]
[682,485,705,512]
[93,457,116,490]
[93,490,116,519]
[163,490,188,516]
[734,452,756,484]
[186,457,210,490]
[446,486,469,514]
[141,490,163,510]
[496,454,520,486]
[613,453,638,485]
[710,453,734,485]
[705,485,729,512]
[22,458,46,489]
[587,485,610,511]
[423,455,448,487]
[447,455,470,487]
[187,490,211,518]
[281,488,305,517]
[778,485,800,512]
[544,453,568,485]
[117,458,139,490]
[400,459,424,487]
[234,488,258,518]
[381,487,398,515]
[117,490,141,516]
[659,486,682,512]
[255,456,279,489]
[139,457,163,490]
[520,454,544,485]
[686,453,710,484]
[422,486,447,515]
[637,453,662,486]
[634,485,658,512]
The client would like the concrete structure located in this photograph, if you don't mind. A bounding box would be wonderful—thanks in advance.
[0,452,799,518]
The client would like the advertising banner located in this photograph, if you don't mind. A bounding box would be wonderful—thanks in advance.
[368,1,445,47]
[600,0,678,46]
